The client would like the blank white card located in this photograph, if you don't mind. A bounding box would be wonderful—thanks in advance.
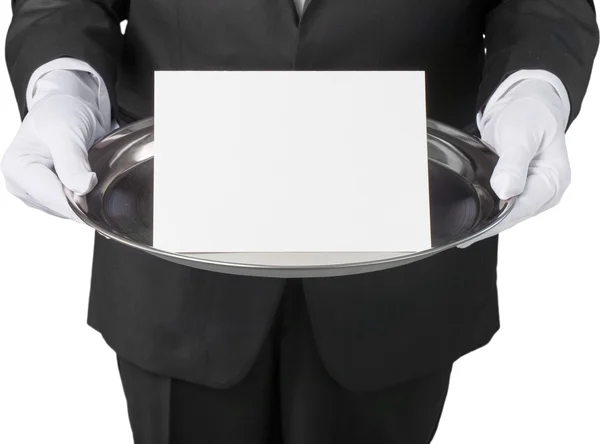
[153,71,431,253]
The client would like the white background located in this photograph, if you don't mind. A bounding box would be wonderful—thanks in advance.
[1,9,599,444]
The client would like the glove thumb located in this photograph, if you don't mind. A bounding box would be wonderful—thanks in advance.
[483,106,545,200]
[50,128,98,195]
[59,169,98,196]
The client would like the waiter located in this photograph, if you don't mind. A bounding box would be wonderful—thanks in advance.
[3,0,598,443]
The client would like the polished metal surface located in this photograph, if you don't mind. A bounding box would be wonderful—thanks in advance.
[66,117,515,278]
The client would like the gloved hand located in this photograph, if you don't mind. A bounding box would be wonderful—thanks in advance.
[458,77,572,248]
[1,69,111,221]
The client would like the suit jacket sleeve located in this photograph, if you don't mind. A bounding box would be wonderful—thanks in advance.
[5,0,128,119]
[478,0,599,127]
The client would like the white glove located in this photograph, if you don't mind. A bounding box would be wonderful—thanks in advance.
[1,68,111,221]
[458,76,571,248]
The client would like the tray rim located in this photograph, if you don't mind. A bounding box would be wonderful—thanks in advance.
[66,117,516,278]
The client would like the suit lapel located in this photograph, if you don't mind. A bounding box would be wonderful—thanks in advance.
[301,0,317,20]
[285,0,300,25]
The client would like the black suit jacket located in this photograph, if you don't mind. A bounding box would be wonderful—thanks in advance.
[6,0,598,391]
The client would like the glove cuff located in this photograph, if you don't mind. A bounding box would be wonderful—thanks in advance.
[478,70,571,134]
[26,58,112,134]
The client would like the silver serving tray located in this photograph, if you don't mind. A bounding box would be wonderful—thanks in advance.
[66,117,514,278]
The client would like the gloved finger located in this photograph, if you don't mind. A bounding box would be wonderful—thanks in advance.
[531,136,571,196]
[7,180,75,220]
[3,154,82,221]
[25,200,75,220]
[456,225,500,249]
[32,96,100,195]
[457,167,558,249]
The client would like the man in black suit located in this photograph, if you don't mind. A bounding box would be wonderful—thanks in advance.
[3,0,599,442]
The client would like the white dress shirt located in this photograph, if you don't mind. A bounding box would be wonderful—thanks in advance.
[295,0,306,15]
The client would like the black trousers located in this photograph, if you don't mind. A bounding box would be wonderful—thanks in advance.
[117,279,453,444]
